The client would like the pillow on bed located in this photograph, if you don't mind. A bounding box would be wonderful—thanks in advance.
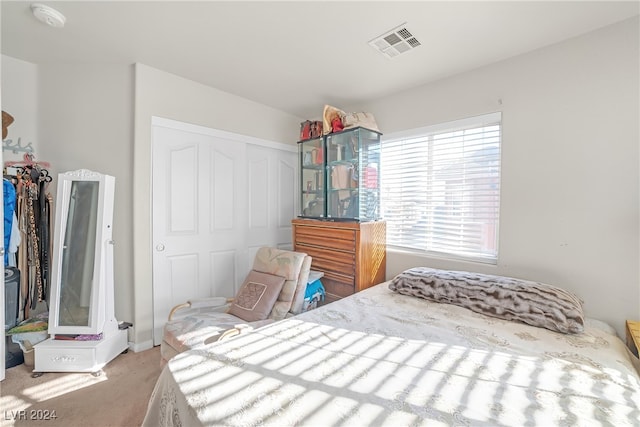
[228,270,286,322]
[388,267,584,334]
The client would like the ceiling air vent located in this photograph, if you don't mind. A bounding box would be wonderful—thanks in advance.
[369,23,421,59]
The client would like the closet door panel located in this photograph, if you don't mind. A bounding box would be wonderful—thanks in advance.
[168,144,198,233]
[211,149,236,232]
[248,155,269,229]
[246,145,297,250]
[210,250,237,296]
[167,253,199,304]
[278,156,296,230]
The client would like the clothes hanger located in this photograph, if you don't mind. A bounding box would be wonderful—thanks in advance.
[4,153,53,190]
[4,153,51,170]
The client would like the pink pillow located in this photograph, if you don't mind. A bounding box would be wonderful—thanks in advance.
[228,270,286,322]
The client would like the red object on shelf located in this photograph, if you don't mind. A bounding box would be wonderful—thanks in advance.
[300,120,324,140]
[310,121,323,138]
[300,121,312,140]
[331,117,344,133]
[363,165,378,188]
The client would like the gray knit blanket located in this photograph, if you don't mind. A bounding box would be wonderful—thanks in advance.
[388,267,584,334]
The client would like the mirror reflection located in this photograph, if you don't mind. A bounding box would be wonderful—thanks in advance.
[58,181,99,327]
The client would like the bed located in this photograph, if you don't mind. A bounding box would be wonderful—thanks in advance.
[143,268,640,426]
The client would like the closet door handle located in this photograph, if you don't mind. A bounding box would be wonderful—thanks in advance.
[155,243,165,252]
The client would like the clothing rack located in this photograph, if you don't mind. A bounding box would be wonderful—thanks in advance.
[3,153,54,321]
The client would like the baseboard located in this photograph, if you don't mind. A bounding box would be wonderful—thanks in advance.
[129,340,154,353]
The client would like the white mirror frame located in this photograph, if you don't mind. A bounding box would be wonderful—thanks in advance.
[48,169,116,336]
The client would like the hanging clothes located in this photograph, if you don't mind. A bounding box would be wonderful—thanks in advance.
[3,178,17,265]
[4,156,53,320]
[8,211,21,266]
[26,180,44,310]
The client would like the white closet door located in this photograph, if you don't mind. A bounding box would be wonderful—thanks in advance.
[151,124,247,346]
[246,144,298,255]
[151,118,297,346]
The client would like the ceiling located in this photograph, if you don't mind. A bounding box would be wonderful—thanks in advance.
[2,1,639,119]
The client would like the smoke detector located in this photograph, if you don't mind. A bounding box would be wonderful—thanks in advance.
[31,3,66,28]
[369,23,421,59]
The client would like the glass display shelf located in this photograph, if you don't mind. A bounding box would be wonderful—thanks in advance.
[298,127,381,221]
[299,136,325,218]
[326,127,381,221]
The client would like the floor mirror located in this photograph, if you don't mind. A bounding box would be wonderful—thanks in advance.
[34,169,128,374]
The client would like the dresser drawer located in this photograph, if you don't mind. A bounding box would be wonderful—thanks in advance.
[294,226,356,252]
[322,270,355,287]
[298,244,355,276]
[35,344,97,372]
[322,275,355,298]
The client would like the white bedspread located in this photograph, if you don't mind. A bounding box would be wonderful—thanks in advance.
[143,283,640,426]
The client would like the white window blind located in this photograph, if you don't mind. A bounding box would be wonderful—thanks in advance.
[380,113,501,263]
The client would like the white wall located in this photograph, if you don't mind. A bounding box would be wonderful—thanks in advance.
[350,17,640,337]
[37,64,136,328]
[132,64,302,348]
[1,59,136,340]
[1,55,39,163]
[1,59,135,326]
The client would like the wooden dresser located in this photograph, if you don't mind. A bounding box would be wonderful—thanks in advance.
[292,218,386,304]
[626,320,640,358]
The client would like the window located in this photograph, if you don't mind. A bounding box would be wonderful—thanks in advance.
[380,112,501,263]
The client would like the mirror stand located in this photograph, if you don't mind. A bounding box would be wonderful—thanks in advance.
[34,170,128,374]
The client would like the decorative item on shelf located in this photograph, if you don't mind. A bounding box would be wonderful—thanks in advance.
[3,138,35,154]
[303,199,324,217]
[301,106,379,141]
[332,116,344,133]
[299,120,323,141]
[2,111,35,154]
[2,110,14,140]
[363,164,378,188]
[300,120,312,140]
[322,105,379,135]
[310,121,323,138]
[342,111,380,133]
[303,151,312,166]
[322,104,346,135]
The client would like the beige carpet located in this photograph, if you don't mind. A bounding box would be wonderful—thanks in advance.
[0,346,162,427]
